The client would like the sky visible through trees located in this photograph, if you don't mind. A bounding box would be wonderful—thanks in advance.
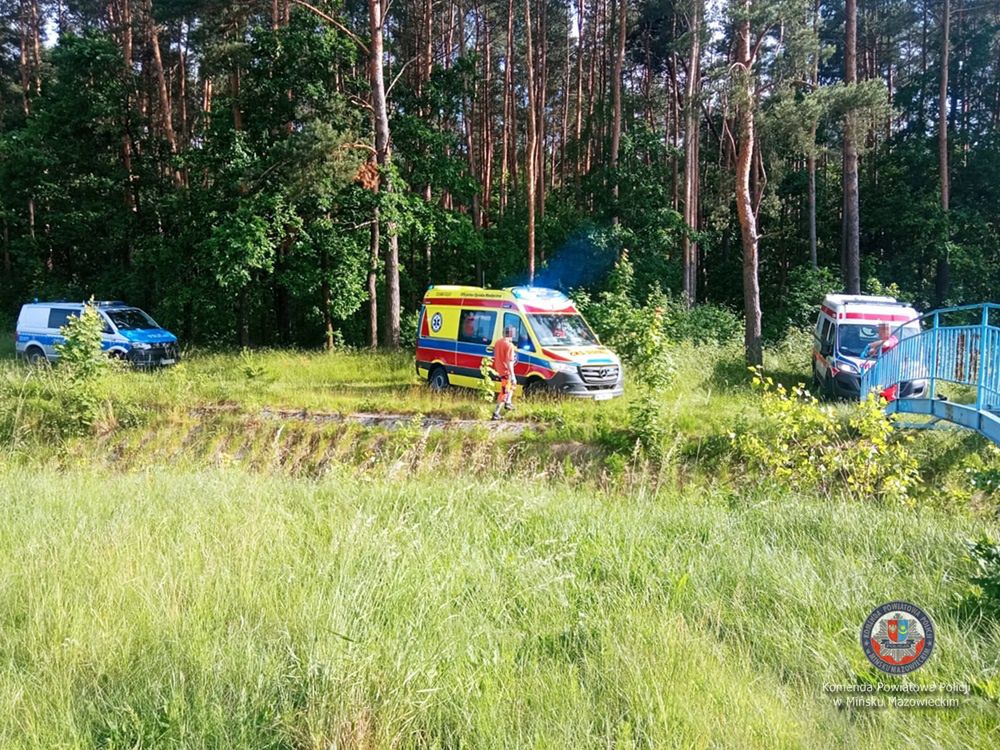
[0,0,998,360]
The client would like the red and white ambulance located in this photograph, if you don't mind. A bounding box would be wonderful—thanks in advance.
[812,294,927,400]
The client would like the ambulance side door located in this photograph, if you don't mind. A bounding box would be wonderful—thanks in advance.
[814,316,835,383]
[502,312,536,381]
[455,307,498,386]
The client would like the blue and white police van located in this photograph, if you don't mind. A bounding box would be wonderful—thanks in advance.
[15,301,179,367]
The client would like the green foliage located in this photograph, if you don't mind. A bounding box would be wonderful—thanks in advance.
[56,304,108,382]
[734,368,920,503]
[662,299,743,346]
[478,356,497,402]
[0,303,148,442]
[578,253,673,389]
[239,348,272,382]
[766,265,839,340]
[965,537,1000,617]
[627,389,669,463]
[53,303,110,434]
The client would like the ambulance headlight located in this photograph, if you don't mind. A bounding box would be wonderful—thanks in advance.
[838,361,858,374]
[550,361,578,374]
[132,342,152,350]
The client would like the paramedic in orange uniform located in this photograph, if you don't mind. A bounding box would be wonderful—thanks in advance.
[491,326,518,421]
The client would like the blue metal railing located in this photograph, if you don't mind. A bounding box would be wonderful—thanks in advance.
[860,303,1000,443]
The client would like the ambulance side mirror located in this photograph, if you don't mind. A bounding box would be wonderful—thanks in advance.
[820,342,833,357]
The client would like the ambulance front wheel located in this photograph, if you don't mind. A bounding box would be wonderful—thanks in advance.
[428,366,450,391]
[523,377,551,397]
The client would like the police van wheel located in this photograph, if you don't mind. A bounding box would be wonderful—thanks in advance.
[428,367,450,391]
[24,347,47,367]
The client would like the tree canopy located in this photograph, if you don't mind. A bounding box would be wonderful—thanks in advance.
[0,0,997,355]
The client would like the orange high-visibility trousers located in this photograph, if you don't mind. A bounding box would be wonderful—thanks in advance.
[497,374,515,404]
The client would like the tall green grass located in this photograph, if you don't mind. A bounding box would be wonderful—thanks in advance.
[0,468,995,748]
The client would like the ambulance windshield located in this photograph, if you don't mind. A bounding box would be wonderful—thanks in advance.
[528,314,598,347]
[838,324,884,358]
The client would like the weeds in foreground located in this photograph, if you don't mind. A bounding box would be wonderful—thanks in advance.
[733,368,919,503]
[0,303,142,444]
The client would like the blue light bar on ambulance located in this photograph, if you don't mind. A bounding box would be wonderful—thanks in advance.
[510,286,569,302]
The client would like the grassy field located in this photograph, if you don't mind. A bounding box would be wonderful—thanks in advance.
[0,468,996,748]
[0,338,998,747]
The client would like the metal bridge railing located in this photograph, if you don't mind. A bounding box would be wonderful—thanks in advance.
[861,303,1000,412]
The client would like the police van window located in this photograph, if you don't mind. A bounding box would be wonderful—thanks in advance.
[458,310,496,344]
[47,308,79,330]
[503,313,533,351]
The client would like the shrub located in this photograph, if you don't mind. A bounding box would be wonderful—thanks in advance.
[966,537,1000,617]
[54,303,110,434]
[733,368,920,503]
[0,302,127,444]
[627,388,669,462]
[478,356,497,402]
[576,252,673,389]
[56,303,108,382]
[662,299,742,346]
[765,265,839,341]
[400,309,420,350]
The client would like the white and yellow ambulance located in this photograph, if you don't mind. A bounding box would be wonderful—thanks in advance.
[415,286,624,399]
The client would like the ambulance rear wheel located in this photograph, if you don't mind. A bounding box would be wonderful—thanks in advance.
[428,366,450,391]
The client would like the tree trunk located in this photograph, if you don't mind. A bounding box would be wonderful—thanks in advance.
[935,0,951,304]
[574,0,585,183]
[369,207,380,348]
[18,14,30,134]
[144,0,178,156]
[29,0,40,95]
[808,149,817,268]
[321,246,334,350]
[482,6,494,227]
[842,0,860,294]
[670,16,679,210]
[808,0,818,269]
[681,2,701,306]
[537,0,547,226]
[178,20,189,145]
[559,14,571,188]
[525,0,538,283]
[501,0,515,213]
[370,0,400,348]
[584,0,597,179]
[734,9,762,366]
[609,0,626,223]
